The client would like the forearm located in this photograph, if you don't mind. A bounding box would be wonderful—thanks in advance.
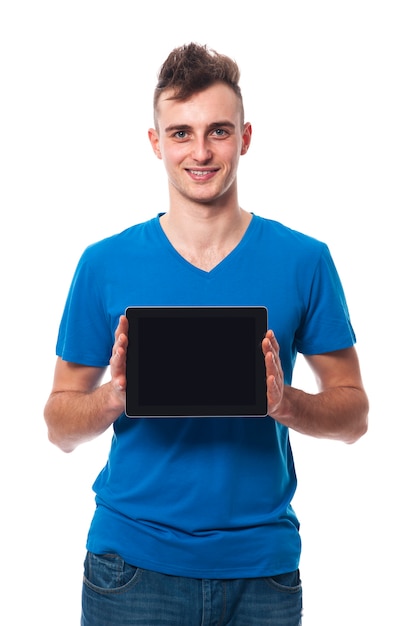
[44,381,124,453]
[271,383,369,444]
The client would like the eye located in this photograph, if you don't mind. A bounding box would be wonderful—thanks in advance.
[212,128,228,137]
[174,130,188,139]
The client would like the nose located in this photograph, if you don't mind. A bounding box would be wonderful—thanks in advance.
[191,136,212,162]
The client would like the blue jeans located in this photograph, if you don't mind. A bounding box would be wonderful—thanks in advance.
[81,552,302,625]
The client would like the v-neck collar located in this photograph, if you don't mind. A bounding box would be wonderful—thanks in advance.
[154,212,258,276]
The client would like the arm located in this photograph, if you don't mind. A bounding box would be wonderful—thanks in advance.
[262,330,369,444]
[44,315,129,453]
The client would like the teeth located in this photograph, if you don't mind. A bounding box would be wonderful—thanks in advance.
[190,170,212,176]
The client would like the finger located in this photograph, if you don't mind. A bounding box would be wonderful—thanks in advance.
[264,345,283,388]
[262,330,278,356]
[261,336,272,357]
[264,349,276,374]
[265,329,279,352]
[111,319,128,370]
[115,314,129,341]
[110,342,127,393]
[112,317,129,357]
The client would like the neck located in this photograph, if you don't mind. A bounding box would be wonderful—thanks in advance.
[159,204,252,272]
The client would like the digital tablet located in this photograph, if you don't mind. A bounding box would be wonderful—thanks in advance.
[125,306,268,417]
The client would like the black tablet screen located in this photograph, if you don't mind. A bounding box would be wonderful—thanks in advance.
[125,306,268,417]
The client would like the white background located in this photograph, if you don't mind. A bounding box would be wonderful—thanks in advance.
[1,1,416,624]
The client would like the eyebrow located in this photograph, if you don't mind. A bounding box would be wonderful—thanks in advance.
[163,121,236,134]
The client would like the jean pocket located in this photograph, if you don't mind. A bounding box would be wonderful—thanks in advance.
[83,551,142,594]
[265,569,302,593]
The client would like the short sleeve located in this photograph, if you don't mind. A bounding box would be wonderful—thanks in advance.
[295,245,356,355]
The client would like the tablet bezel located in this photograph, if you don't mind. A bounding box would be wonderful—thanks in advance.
[125,306,268,417]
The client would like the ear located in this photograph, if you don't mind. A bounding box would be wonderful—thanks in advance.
[148,128,162,159]
[240,122,252,156]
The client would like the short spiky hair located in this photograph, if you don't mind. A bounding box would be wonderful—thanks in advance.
[153,42,244,126]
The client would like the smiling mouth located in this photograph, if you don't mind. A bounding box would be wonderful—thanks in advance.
[188,169,217,176]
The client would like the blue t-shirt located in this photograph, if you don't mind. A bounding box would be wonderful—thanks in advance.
[56,214,355,578]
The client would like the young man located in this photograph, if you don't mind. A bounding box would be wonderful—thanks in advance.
[44,43,368,626]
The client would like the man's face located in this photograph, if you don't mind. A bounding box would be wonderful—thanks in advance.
[149,83,252,207]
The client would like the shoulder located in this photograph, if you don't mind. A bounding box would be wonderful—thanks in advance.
[79,217,159,264]
[252,214,329,259]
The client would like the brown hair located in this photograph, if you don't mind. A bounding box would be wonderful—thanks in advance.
[153,43,244,126]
